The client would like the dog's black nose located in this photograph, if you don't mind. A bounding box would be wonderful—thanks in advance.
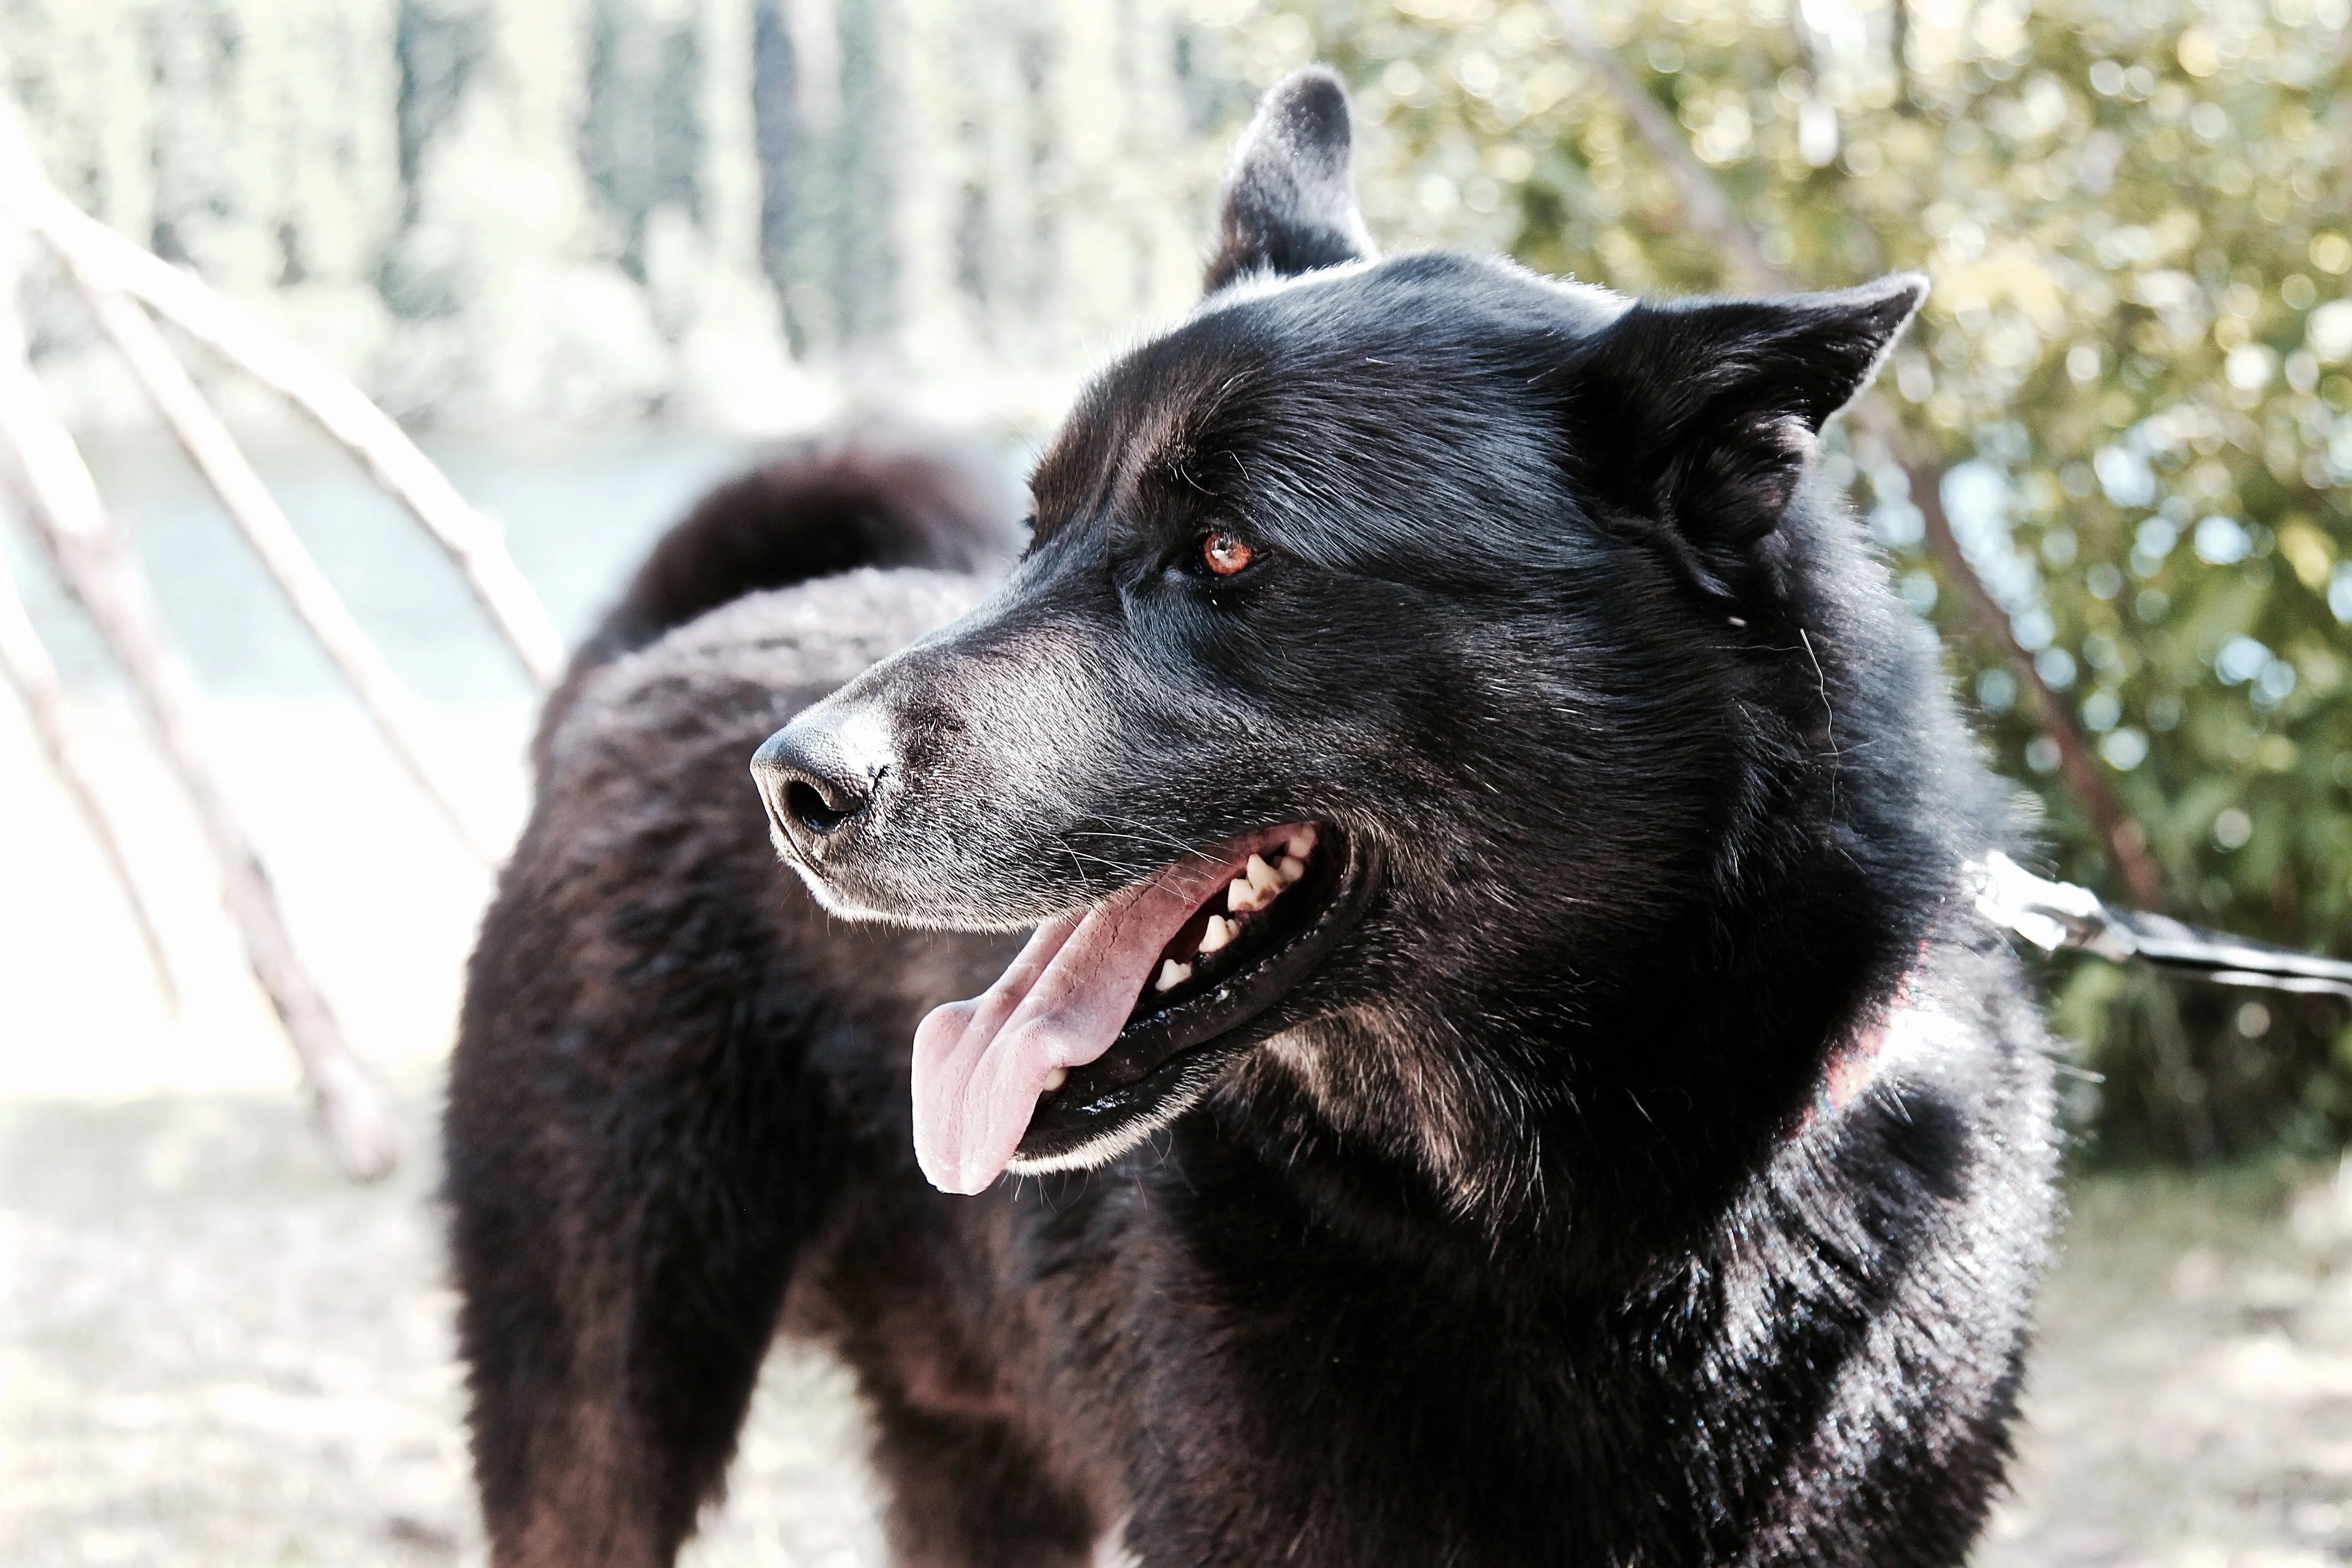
[752,720,878,847]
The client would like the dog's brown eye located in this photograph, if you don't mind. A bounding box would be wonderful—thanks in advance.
[1202,530,1254,577]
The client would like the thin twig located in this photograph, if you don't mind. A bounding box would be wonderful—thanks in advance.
[60,270,497,862]
[1548,0,1782,290]
[1891,438,2165,906]
[0,111,564,690]
[0,237,397,1181]
[1547,0,2166,907]
[0,546,179,1009]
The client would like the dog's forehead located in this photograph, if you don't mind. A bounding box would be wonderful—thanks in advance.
[1029,256,1628,526]
[1027,327,1267,525]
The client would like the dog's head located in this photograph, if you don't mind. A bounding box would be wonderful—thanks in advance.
[755,68,1928,1196]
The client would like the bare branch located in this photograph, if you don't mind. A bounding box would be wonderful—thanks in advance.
[1892,440,2166,906]
[0,112,564,690]
[1548,0,1785,291]
[60,267,498,863]
[0,235,397,1181]
[0,547,179,1009]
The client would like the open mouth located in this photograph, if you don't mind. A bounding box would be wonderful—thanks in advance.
[909,822,1380,1193]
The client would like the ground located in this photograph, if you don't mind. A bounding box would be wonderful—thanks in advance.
[2,1081,2348,1568]
[1980,1160,2352,1568]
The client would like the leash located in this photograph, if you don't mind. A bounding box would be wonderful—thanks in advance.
[1807,853,2350,1132]
[1968,851,2352,1001]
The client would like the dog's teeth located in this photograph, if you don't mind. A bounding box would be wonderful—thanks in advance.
[1228,877,1268,912]
[1286,825,1318,859]
[1043,1065,1067,1091]
[1246,854,1283,896]
[1155,959,1193,992]
[1278,854,1306,885]
[1199,915,1235,953]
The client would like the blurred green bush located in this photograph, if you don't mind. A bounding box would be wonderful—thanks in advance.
[1219,0,2352,1160]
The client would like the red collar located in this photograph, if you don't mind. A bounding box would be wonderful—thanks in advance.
[1803,947,1938,1132]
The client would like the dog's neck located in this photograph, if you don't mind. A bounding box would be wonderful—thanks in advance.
[1221,889,1944,1287]
[1224,602,1977,1277]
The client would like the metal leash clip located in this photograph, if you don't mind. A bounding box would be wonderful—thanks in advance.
[1967,850,2352,1001]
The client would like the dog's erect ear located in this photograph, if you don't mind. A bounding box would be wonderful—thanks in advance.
[1204,66,1376,295]
[1568,273,1927,594]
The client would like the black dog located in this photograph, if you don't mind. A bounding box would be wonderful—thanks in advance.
[447,68,2057,1568]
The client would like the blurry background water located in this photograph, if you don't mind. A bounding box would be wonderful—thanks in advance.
[3,0,2352,1564]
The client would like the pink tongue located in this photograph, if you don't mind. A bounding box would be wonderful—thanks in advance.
[911,848,1251,1194]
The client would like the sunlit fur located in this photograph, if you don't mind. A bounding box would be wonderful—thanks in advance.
[446,66,2058,1568]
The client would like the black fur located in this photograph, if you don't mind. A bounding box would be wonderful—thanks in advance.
[446,69,2058,1568]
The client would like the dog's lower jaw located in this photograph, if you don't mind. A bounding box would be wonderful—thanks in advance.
[1002,1069,1217,1176]
[1006,1024,1326,1177]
